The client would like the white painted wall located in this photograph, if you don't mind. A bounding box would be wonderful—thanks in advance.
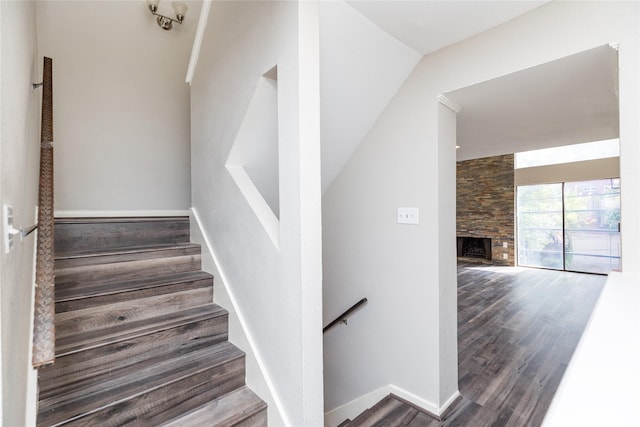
[190,212,285,426]
[36,1,197,212]
[323,0,639,420]
[318,1,420,193]
[0,1,41,425]
[190,2,323,425]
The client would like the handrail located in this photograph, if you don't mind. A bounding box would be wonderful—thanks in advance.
[323,298,368,333]
[32,57,56,368]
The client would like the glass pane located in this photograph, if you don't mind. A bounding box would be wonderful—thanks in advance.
[517,184,564,269]
[564,179,621,274]
[515,139,619,169]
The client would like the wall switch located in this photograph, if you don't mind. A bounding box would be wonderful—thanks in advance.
[503,242,508,248]
[503,253,508,260]
[3,204,21,254]
[398,207,419,225]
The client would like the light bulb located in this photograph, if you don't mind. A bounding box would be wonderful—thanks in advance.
[172,1,187,21]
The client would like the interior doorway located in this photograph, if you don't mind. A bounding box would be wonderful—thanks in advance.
[517,178,621,274]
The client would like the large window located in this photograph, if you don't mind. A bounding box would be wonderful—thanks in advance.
[517,178,621,274]
[515,139,619,169]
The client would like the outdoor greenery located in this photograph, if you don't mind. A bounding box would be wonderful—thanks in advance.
[517,179,620,273]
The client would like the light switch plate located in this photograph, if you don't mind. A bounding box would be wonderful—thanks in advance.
[3,204,15,254]
[398,207,419,225]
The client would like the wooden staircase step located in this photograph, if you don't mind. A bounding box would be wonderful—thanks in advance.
[56,291,214,340]
[55,305,227,357]
[55,248,202,288]
[55,243,201,269]
[54,216,190,253]
[56,270,213,305]
[39,314,228,396]
[347,395,417,427]
[39,216,267,426]
[37,342,245,427]
[161,386,268,427]
[55,273,214,337]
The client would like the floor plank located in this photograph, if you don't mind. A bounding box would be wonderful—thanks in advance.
[347,263,605,427]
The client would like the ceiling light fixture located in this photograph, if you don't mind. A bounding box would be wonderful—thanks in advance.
[147,0,187,31]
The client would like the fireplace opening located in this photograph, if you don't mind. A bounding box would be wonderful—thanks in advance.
[457,237,492,261]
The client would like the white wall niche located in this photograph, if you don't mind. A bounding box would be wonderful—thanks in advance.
[226,65,281,248]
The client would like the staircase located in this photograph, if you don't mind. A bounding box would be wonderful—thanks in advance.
[36,217,267,426]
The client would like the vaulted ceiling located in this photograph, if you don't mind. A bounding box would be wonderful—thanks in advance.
[319,1,553,190]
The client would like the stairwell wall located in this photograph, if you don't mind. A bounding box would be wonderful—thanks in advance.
[36,1,198,212]
[0,1,41,425]
[190,2,323,426]
[322,0,639,421]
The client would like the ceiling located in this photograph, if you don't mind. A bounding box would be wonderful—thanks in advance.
[447,44,620,161]
[347,1,549,55]
[346,2,619,162]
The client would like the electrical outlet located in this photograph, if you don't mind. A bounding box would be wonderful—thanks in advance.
[503,242,508,248]
[503,253,508,260]
[397,207,419,225]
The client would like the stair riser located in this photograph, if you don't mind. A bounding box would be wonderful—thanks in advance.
[55,245,201,270]
[56,287,213,338]
[55,217,190,253]
[41,356,246,427]
[39,316,229,396]
[55,255,202,287]
[56,277,213,313]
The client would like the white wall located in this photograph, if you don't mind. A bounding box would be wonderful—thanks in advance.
[190,2,323,425]
[36,1,197,212]
[323,0,639,420]
[0,1,41,425]
[318,1,420,193]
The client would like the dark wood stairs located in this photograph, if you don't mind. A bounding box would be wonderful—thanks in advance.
[36,217,267,426]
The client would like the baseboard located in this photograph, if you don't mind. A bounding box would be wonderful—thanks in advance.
[324,385,460,427]
[190,207,288,427]
[54,210,191,218]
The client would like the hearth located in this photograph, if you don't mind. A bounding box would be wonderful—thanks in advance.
[457,237,492,261]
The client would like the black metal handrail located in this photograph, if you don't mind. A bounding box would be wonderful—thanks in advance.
[323,298,368,333]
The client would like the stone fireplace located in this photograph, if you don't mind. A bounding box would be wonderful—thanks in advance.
[457,154,514,266]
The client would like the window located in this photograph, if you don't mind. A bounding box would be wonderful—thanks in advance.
[515,139,619,169]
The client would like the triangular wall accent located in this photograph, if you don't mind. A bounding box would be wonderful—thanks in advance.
[226,65,280,248]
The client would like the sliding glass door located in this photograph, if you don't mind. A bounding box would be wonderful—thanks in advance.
[517,178,621,274]
[517,184,564,270]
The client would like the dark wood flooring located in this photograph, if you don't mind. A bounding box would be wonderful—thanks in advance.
[346,263,606,427]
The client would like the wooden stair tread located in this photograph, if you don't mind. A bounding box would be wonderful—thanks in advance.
[54,216,190,224]
[55,242,200,260]
[39,322,229,397]
[56,270,213,302]
[56,304,226,357]
[54,243,202,273]
[38,342,245,427]
[160,386,267,427]
[347,395,418,427]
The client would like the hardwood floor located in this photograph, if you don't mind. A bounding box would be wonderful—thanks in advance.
[346,262,606,427]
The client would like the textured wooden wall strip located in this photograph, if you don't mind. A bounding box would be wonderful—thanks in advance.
[32,57,56,368]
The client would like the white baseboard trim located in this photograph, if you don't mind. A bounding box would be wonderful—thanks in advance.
[324,385,460,427]
[190,207,290,426]
[54,210,191,218]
